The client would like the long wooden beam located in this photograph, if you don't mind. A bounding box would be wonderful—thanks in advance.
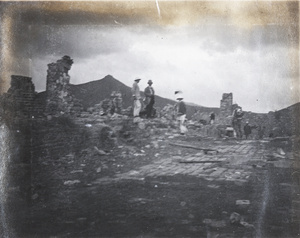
[169,142,218,154]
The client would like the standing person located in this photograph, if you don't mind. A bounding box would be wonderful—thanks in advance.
[144,80,155,118]
[243,121,252,139]
[232,106,244,139]
[175,91,187,135]
[132,78,142,123]
[209,112,215,124]
[258,125,265,139]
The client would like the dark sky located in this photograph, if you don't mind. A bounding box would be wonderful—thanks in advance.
[0,1,298,112]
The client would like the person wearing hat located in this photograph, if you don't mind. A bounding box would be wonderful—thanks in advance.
[132,78,142,123]
[175,91,187,135]
[144,80,155,118]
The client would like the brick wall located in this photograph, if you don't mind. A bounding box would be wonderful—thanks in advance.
[0,118,33,234]
[1,75,36,119]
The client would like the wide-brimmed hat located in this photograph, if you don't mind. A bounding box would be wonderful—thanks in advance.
[148,80,153,84]
[134,78,141,82]
[175,90,183,100]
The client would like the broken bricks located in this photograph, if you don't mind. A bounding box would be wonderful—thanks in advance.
[236,200,251,209]
[64,180,80,185]
[229,212,241,224]
[203,219,227,228]
[94,146,108,155]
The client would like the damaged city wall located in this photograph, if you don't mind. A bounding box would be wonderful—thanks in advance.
[0,76,37,231]
[0,75,36,120]
[0,75,35,209]
[190,92,299,138]
[0,117,33,235]
[268,104,300,136]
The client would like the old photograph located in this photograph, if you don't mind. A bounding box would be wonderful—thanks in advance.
[0,1,299,237]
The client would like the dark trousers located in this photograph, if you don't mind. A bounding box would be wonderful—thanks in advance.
[233,120,242,138]
[145,97,155,118]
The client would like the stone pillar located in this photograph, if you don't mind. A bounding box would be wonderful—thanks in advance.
[45,56,74,115]
[219,93,233,125]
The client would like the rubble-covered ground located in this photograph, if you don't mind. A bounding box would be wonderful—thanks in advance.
[5,117,300,238]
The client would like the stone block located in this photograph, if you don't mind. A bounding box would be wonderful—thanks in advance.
[236,200,250,209]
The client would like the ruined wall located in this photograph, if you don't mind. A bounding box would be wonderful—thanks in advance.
[268,104,300,136]
[45,56,82,116]
[31,118,82,161]
[1,75,36,119]
[192,92,299,138]
[0,76,36,210]
[233,104,300,138]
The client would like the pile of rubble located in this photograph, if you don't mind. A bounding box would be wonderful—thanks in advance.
[203,200,255,238]
[85,91,135,119]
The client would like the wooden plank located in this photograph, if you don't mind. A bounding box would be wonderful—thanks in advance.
[178,161,222,164]
[169,142,218,153]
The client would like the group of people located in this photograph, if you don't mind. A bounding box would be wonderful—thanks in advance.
[132,78,266,139]
[131,78,187,134]
[131,78,155,123]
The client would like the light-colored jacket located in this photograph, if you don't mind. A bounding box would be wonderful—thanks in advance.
[132,82,141,100]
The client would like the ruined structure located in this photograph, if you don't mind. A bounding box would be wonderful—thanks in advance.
[220,93,233,119]
[45,55,82,116]
[0,75,36,119]
[98,91,123,116]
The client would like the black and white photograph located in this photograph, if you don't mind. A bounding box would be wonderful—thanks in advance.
[0,1,299,237]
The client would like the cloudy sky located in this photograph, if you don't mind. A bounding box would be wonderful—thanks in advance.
[0,1,298,113]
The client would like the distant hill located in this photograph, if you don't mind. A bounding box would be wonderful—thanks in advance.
[69,75,131,108]
[36,75,219,118]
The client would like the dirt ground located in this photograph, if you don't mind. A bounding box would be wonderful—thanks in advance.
[4,121,300,238]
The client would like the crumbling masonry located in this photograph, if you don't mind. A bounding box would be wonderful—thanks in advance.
[45,55,82,116]
[1,75,35,118]
[219,93,233,125]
